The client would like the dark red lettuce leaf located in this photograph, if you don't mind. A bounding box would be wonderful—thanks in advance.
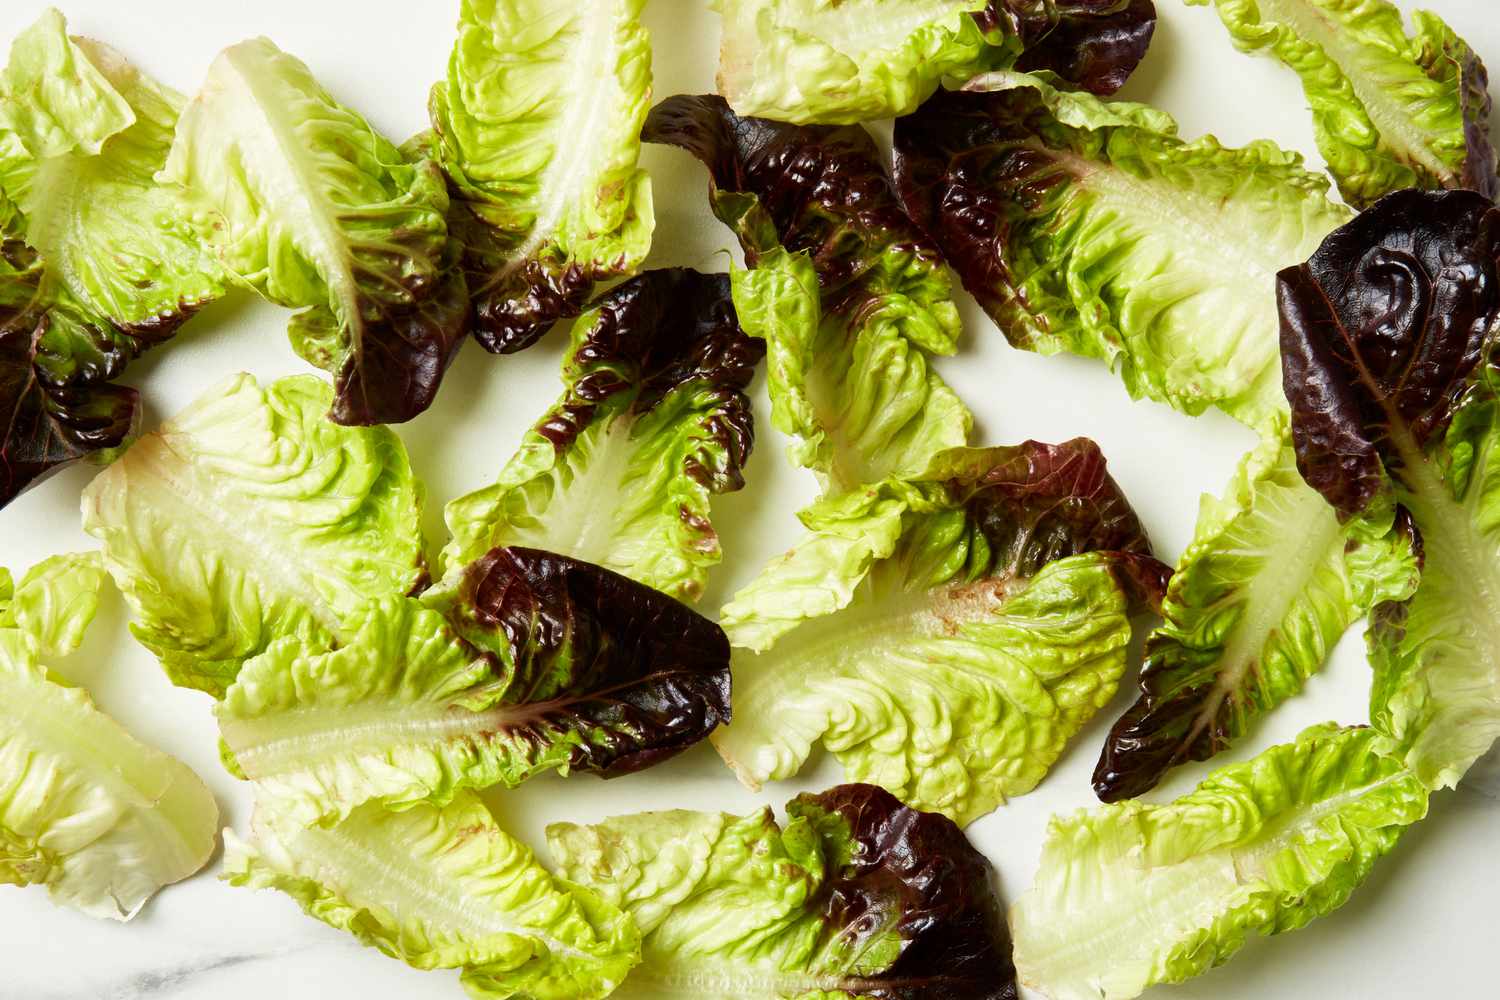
[643,94,943,304]
[1,242,182,507]
[443,198,603,356]
[789,783,1017,1000]
[979,0,1157,96]
[323,258,470,425]
[543,266,762,490]
[446,545,732,777]
[1279,188,1500,517]
[940,438,1170,610]
[891,85,1080,349]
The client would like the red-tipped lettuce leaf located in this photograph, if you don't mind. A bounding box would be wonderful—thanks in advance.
[443,267,763,602]
[220,544,733,826]
[549,782,1018,1000]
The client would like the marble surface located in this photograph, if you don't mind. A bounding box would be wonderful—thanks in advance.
[0,1,1497,998]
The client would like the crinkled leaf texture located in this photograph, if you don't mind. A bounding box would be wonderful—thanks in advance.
[548,783,1017,1000]
[644,95,970,492]
[225,792,639,1000]
[0,11,226,507]
[716,439,1168,824]
[163,38,468,425]
[0,246,139,506]
[982,1,1158,98]
[430,0,654,354]
[1013,724,1428,1000]
[1189,0,1498,207]
[0,553,218,920]
[443,268,762,602]
[893,70,1351,431]
[712,0,1155,125]
[219,546,731,828]
[81,374,428,697]
[1094,425,1419,800]
[1280,187,1500,789]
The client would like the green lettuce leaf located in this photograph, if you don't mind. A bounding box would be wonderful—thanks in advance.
[0,8,132,168]
[713,0,1002,125]
[225,792,639,999]
[430,0,654,353]
[644,94,970,493]
[81,374,428,697]
[219,547,730,828]
[0,554,219,920]
[163,38,468,425]
[442,269,762,602]
[547,783,1016,1000]
[1012,724,1428,1000]
[716,439,1167,824]
[4,17,224,327]
[1188,0,1498,206]
[893,70,1352,431]
[0,550,106,659]
[1093,425,1419,799]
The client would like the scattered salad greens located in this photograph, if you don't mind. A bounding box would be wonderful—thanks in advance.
[0,553,218,919]
[2,3,1498,999]
[548,783,1017,1000]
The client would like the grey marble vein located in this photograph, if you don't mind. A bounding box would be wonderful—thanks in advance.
[18,946,308,1000]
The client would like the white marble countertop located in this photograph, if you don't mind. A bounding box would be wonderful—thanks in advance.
[1,1,1497,998]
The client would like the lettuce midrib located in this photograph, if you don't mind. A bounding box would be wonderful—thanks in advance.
[1178,469,1342,747]
[286,816,597,962]
[1017,763,1413,995]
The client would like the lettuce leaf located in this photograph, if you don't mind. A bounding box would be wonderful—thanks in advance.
[81,374,428,696]
[442,268,761,602]
[429,0,654,354]
[644,95,970,492]
[1094,426,1419,799]
[0,11,226,507]
[548,783,1016,1000]
[163,38,468,425]
[712,0,1156,124]
[226,792,639,999]
[0,554,219,920]
[0,244,138,506]
[1013,724,1428,1000]
[716,439,1167,824]
[1188,0,1498,207]
[893,70,1351,431]
[1280,187,1500,789]
[219,547,730,828]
